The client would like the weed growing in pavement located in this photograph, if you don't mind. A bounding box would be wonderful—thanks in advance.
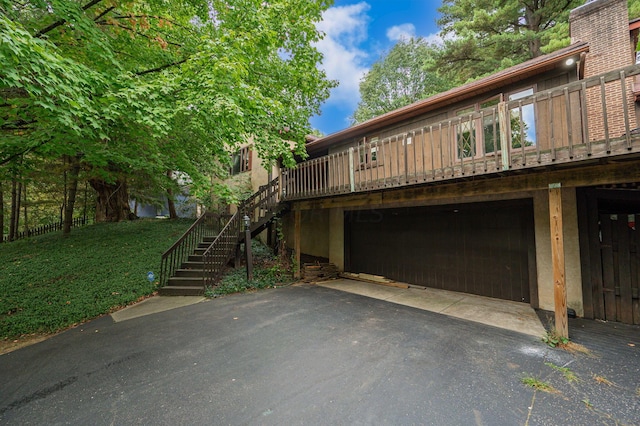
[542,328,569,348]
[521,376,558,394]
[542,329,592,356]
[544,362,579,382]
[593,374,614,387]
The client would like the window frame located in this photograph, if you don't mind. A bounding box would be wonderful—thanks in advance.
[358,136,382,169]
[454,95,502,160]
[506,86,537,150]
[229,146,252,175]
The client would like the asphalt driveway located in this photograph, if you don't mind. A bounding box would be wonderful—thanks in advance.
[1,284,638,425]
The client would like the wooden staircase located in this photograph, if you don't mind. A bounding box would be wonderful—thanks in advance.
[159,178,283,296]
[160,235,217,296]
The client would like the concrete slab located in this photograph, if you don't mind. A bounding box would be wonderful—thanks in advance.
[316,278,546,337]
[386,286,464,312]
[110,296,206,322]
[318,279,403,300]
[442,295,547,337]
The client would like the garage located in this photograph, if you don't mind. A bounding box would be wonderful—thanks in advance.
[344,199,536,303]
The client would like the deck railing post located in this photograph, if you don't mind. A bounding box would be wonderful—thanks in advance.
[498,101,510,170]
[348,147,355,193]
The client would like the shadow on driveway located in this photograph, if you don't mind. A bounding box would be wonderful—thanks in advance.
[1,284,638,425]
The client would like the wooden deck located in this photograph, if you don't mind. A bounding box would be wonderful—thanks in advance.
[282,64,640,201]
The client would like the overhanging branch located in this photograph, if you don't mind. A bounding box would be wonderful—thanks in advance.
[136,58,188,76]
[0,139,49,166]
[35,0,105,38]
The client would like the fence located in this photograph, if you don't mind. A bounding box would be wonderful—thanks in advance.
[2,217,91,243]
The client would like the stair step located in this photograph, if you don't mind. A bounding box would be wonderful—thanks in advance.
[174,268,205,278]
[168,276,205,287]
[188,254,204,262]
[181,261,205,269]
[159,285,204,296]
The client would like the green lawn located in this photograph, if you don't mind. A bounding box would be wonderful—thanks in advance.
[0,219,192,340]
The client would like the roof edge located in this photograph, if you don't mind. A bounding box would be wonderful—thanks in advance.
[307,41,590,153]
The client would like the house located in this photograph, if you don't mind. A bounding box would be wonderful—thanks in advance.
[279,0,640,330]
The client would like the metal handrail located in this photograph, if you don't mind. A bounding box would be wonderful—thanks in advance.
[159,212,221,287]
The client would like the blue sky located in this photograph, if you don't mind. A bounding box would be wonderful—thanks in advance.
[310,0,444,136]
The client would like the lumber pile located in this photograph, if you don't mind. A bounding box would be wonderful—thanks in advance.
[302,263,339,282]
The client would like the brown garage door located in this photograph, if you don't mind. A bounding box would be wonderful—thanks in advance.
[345,200,535,303]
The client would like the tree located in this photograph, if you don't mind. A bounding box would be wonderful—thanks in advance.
[435,0,583,85]
[1,0,334,229]
[352,38,450,124]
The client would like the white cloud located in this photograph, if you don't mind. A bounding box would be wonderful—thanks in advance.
[315,2,371,108]
[386,23,416,42]
[423,31,455,47]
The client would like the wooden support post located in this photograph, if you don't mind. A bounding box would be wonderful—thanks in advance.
[242,213,253,280]
[348,147,355,193]
[549,183,569,338]
[245,224,253,281]
[234,243,242,269]
[294,209,301,279]
[498,101,510,171]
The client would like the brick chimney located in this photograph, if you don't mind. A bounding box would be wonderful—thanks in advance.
[570,0,636,139]
[570,0,633,78]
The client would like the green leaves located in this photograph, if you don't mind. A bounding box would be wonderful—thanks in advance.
[353,38,450,124]
[2,0,333,210]
[435,0,583,85]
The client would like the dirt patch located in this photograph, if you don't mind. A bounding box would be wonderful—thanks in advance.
[0,333,55,355]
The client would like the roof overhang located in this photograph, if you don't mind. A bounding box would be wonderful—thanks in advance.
[307,41,590,154]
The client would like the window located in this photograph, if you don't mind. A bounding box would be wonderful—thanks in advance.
[509,88,536,148]
[481,98,501,154]
[456,106,477,158]
[358,137,381,168]
[455,96,501,159]
[230,146,251,175]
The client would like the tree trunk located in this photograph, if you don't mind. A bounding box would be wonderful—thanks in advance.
[166,171,178,219]
[89,178,134,222]
[22,182,28,234]
[14,180,21,236]
[63,155,82,235]
[0,181,4,242]
[61,157,67,223]
[524,5,543,58]
[9,178,17,241]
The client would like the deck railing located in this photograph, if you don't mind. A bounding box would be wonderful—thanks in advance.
[159,212,221,287]
[282,64,640,201]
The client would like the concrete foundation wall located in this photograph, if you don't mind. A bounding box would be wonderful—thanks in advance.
[533,188,584,316]
[282,209,330,259]
[329,208,345,270]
